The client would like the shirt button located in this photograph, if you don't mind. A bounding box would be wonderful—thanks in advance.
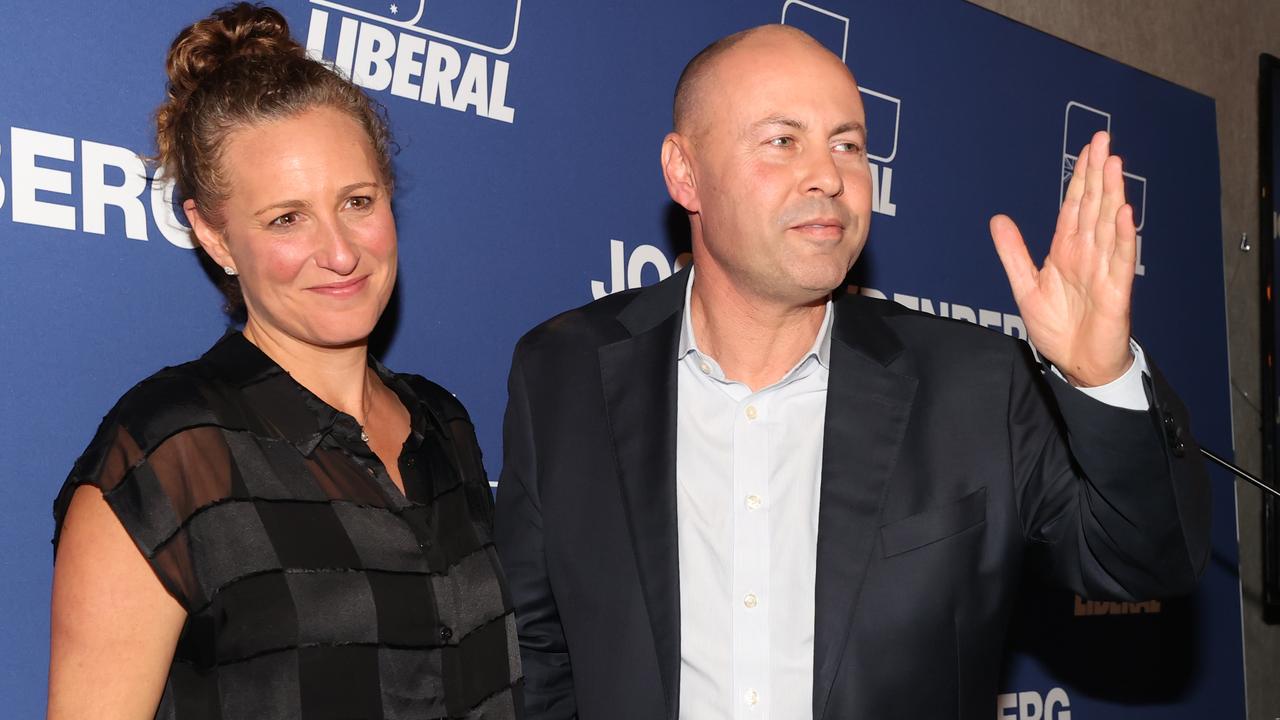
[745,405,758,420]
[699,361,712,375]
[745,494,763,511]
[743,593,758,609]
[744,689,759,706]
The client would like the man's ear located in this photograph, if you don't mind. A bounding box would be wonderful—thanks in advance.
[184,199,235,272]
[661,132,701,214]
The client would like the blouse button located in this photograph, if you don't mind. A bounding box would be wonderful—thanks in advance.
[439,626,453,642]
[405,456,416,467]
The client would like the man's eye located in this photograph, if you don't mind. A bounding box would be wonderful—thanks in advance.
[833,141,862,153]
[271,212,298,227]
[769,136,794,147]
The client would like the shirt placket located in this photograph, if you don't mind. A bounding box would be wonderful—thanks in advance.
[733,389,770,719]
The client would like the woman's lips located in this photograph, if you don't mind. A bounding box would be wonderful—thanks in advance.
[306,275,370,297]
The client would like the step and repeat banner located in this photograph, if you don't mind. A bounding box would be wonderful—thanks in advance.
[0,0,1243,717]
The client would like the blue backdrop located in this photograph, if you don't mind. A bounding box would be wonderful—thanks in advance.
[0,1,1242,717]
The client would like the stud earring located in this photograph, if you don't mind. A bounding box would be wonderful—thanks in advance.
[223,266,238,276]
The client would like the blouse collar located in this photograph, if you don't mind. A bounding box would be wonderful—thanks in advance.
[196,330,433,457]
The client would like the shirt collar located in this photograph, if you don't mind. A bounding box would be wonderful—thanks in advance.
[198,330,430,456]
[677,266,834,370]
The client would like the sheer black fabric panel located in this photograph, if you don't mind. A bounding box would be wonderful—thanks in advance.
[53,332,520,719]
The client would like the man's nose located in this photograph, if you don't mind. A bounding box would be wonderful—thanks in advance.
[801,145,844,198]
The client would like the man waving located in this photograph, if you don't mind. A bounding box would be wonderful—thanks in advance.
[496,24,1209,720]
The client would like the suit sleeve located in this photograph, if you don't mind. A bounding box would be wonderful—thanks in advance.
[494,349,579,719]
[1010,343,1212,600]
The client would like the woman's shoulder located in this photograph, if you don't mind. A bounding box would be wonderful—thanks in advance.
[55,352,234,557]
[67,336,258,489]
[392,372,474,426]
[94,357,229,456]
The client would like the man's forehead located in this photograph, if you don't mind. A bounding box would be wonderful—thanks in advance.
[712,38,858,99]
[674,24,861,137]
[716,63,866,131]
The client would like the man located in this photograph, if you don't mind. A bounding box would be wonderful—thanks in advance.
[494,24,1209,720]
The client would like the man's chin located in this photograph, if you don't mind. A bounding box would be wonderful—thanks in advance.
[767,281,838,309]
[789,268,852,298]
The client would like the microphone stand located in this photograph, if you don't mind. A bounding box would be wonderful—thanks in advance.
[1200,447,1280,498]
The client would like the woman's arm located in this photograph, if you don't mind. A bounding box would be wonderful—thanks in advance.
[48,485,187,720]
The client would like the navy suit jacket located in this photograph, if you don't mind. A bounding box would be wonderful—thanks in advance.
[494,268,1210,719]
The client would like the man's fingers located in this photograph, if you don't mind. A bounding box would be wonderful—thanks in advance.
[1095,155,1126,257]
[1056,143,1089,238]
[1077,131,1109,242]
[991,214,1038,302]
[1109,203,1139,281]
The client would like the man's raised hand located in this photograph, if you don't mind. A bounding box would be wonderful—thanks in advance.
[990,130,1137,387]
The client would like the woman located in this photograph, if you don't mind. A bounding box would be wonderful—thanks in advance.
[48,5,520,718]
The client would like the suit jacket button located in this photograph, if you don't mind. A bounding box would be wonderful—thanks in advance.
[439,626,453,642]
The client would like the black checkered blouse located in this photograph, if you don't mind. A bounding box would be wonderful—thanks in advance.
[53,332,522,719]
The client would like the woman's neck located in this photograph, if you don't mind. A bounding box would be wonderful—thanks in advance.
[242,319,376,424]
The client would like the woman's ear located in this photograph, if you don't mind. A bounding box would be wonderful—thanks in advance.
[184,200,235,272]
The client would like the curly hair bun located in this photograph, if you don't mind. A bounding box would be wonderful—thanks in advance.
[164,3,301,102]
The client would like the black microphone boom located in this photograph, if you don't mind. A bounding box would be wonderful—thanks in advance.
[1200,446,1280,498]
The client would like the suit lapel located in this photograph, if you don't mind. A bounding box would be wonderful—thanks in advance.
[812,295,918,720]
[598,269,688,720]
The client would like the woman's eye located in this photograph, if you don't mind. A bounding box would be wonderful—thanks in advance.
[348,196,372,210]
[270,212,298,227]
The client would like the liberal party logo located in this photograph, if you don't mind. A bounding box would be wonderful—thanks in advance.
[1062,102,1147,275]
[304,0,520,123]
[782,0,900,217]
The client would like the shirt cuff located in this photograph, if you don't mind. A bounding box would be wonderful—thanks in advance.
[1046,339,1150,411]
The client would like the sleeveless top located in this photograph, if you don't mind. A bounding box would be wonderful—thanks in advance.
[53,332,522,719]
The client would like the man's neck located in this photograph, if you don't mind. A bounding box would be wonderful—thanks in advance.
[689,270,828,393]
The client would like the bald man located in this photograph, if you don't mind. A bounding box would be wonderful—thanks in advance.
[494,25,1209,720]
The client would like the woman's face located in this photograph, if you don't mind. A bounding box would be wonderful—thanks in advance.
[192,106,397,350]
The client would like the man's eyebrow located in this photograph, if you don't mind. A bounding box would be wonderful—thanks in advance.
[748,116,866,138]
[750,115,807,133]
[832,121,866,137]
